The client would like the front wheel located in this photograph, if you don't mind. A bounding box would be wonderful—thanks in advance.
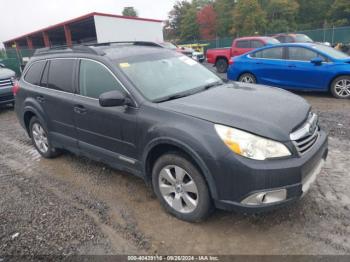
[330,76,350,99]
[152,153,213,222]
[238,73,257,84]
[216,58,228,73]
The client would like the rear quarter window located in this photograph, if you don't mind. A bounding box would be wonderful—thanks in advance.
[24,61,46,86]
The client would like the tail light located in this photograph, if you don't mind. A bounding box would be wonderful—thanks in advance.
[229,57,234,64]
[12,80,20,96]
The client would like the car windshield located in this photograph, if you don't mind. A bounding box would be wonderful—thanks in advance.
[116,52,221,102]
[312,44,349,59]
[295,34,313,42]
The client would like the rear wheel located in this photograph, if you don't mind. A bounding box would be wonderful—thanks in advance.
[216,58,228,73]
[152,153,213,222]
[330,76,350,99]
[29,117,60,158]
[238,73,257,84]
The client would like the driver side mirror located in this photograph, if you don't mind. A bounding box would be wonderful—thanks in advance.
[0,63,5,68]
[99,90,130,107]
[310,57,323,66]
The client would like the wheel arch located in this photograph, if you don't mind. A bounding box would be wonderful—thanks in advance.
[22,104,47,137]
[215,56,228,65]
[143,138,218,199]
[328,74,350,90]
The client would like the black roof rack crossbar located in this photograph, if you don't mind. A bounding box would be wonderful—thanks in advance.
[88,41,162,48]
[33,45,105,56]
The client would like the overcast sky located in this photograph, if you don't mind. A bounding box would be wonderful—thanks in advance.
[0,0,177,47]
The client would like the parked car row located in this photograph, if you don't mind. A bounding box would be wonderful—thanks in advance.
[206,36,280,73]
[227,43,350,99]
[203,32,349,99]
[206,34,314,73]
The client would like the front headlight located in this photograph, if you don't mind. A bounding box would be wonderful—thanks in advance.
[215,124,291,160]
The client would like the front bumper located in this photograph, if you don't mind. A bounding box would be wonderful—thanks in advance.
[0,86,14,105]
[213,130,328,213]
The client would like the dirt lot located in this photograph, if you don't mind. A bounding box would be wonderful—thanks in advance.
[0,71,349,255]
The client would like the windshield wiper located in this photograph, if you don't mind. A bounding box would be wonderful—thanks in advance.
[201,80,224,91]
[154,81,224,103]
[154,91,195,103]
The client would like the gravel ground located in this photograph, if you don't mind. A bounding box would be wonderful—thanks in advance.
[0,66,349,256]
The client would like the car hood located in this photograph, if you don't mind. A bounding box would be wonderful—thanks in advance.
[159,82,311,141]
[0,68,15,79]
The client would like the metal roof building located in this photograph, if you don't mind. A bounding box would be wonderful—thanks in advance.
[3,12,164,50]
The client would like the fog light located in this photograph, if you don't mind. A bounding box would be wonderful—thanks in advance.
[241,189,287,206]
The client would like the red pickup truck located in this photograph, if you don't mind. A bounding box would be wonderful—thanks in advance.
[206,36,280,73]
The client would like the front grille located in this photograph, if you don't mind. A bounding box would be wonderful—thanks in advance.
[293,127,319,154]
[290,113,319,155]
[0,78,13,87]
[0,94,14,102]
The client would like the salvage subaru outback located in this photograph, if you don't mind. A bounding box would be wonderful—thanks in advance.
[14,42,328,222]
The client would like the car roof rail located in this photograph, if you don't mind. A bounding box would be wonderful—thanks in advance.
[88,41,162,48]
[33,45,105,56]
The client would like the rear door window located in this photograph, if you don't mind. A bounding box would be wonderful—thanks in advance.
[253,47,284,59]
[236,40,250,48]
[47,59,75,93]
[79,59,124,99]
[24,61,46,86]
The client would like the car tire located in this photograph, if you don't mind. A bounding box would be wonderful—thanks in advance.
[216,58,228,73]
[152,152,213,222]
[330,76,350,99]
[29,117,60,158]
[238,73,257,84]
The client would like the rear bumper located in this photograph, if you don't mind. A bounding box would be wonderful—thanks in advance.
[213,130,328,213]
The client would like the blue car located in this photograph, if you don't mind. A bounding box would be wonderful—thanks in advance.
[227,43,350,98]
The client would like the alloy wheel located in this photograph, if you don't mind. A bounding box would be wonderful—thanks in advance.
[158,165,199,214]
[240,75,255,83]
[334,79,350,98]
[32,123,49,154]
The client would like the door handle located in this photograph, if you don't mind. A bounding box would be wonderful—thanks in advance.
[74,105,87,115]
[288,64,296,68]
[36,96,45,103]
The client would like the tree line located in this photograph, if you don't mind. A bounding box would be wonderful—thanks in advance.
[164,0,350,42]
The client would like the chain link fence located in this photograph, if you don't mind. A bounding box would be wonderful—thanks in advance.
[180,26,350,52]
[1,48,35,76]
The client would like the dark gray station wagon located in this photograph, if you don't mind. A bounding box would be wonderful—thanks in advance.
[14,42,328,222]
